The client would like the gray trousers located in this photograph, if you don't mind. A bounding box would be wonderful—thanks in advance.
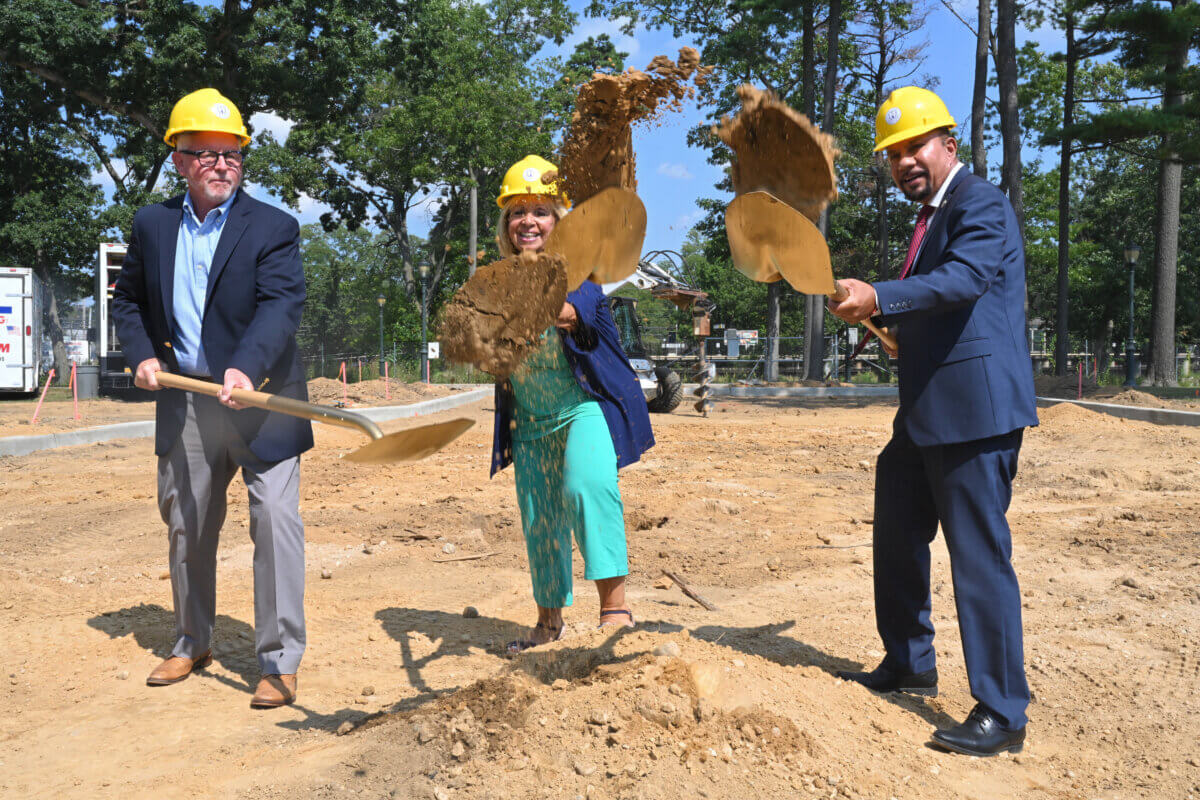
[157,392,306,674]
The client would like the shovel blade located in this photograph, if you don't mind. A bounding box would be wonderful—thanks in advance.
[725,191,835,294]
[342,418,475,464]
[546,187,647,290]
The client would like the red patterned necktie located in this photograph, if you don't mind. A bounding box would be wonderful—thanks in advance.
[898,205,935,279]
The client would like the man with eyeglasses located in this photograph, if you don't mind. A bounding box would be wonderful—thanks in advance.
[112,88,313,709]
[826,86,1037,756]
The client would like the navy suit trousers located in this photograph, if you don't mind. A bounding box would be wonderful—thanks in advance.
[873,425,1030,730]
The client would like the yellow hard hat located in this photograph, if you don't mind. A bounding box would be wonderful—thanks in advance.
[496,154,570,208]
[874,86,956,152]
[163,88,251,147]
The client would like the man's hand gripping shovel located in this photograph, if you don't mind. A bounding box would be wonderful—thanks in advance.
[154,372,474,464]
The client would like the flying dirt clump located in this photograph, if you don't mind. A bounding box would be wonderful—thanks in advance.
[437,251,568,379]
[558,47,714,206]
[713,84,840,222]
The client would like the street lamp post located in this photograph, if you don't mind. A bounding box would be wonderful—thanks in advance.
[1123,243,1141,387]
[418,263,430,383]
[376,294,386,375]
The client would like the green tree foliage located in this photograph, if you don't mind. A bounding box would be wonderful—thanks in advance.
[0,64,105,379]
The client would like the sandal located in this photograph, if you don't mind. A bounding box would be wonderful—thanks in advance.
[598,608,635,629]
[506,621,563,656]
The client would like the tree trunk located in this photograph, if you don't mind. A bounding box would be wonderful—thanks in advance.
[995,0,1023,231]
[1054,14,1076,377]
[34,249,69,382]
[1149,156,1181,385]
[806,0,841,381]
[1146,4,1188,386]
[873,75,888,280]
[765,282,781,381]
[972,0,991,178]
[1095,318,1113,377]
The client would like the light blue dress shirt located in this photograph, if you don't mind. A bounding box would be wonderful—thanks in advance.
[172,190,237,376]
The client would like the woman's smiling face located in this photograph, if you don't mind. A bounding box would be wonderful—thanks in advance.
[506,196,558,252]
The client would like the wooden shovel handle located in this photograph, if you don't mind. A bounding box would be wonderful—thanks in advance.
[155,371,384,439]
[830,281,899,353]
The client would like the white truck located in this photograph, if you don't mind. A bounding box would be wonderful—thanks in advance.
[95,243,130,390]
[0,266,45,394]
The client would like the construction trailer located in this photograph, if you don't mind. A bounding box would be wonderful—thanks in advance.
[95,243,131,390]
[0,266,45,394]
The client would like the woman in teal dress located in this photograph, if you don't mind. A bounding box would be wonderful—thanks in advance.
[489,155,655,653]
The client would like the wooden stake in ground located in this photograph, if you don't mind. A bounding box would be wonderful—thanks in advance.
[662,569,718,611]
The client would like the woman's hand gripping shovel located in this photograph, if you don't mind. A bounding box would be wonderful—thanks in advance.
[154,372,474,464]
[724,190,898,353]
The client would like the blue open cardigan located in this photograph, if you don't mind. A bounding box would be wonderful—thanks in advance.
[490,279,655,476]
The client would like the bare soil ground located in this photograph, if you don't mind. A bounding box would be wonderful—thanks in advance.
[0,391,1197,799]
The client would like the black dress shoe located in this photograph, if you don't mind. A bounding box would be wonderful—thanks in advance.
[835,664,938,697]
[931,705,1025,757]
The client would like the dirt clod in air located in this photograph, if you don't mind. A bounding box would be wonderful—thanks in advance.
[558,48,714,206]
[437,251,567,379]
[713,84,840,222]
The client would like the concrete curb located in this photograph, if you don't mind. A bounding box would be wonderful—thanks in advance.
[683,384,899,398]
[0,387,492,459]
[1037,396,1200,428]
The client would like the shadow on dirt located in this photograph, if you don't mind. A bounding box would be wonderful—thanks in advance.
[86,602,371,733]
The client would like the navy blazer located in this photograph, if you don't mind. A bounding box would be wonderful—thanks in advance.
[873,168,1038,447]
[111,190,314,463]
[491,279,655,475]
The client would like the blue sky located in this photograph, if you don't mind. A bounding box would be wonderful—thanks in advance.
[235,1,1066,254]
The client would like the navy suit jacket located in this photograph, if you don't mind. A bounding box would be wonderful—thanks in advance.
[111,190,314,463]
[873,168,1038,447]
[491,279,655,475]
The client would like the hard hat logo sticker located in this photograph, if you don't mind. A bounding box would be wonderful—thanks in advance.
[211,103,232,119]
[885,108,902,126]
[522,167,540,182]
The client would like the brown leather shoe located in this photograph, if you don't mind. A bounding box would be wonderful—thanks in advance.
[250,674,297,708]
[145,650,212,686]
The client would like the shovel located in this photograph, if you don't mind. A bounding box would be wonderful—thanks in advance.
[155,372,474,464]
[545,186,647,290]
[725,191,898,352]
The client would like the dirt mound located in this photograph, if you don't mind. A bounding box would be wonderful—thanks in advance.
[1035,400,1128,435]
[331,627,910,800]
[558,48,713,206]
[437,251,567,379]
[305,377,454,407]
[1104,389,1173,408]
[1033,373,1097,398]
[713,85,840,222]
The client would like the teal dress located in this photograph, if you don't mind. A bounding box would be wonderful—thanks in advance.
[509,327,627,607]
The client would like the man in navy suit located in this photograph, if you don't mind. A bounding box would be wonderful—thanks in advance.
[112,89,313,708]
[828,86,1037,756]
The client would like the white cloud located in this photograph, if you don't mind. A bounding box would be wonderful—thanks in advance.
[249,111,295,144]
[657,162,693,180]
[670,208,705,231]
[565,16,641,59]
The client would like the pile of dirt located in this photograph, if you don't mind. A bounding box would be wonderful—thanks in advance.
[1036,400,1124,433]
[1032,373,1098,398]
[332,627,915,800]
[713,84,840,222]
[558,48,713,206]
[305,377,455,407]
[1104,388,1173,408]
[437,251,567,379]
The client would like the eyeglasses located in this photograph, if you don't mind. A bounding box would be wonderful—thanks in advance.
[177,149,245,167]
